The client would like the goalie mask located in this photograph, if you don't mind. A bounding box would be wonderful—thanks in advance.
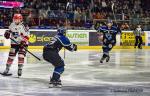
[13,14,23,24]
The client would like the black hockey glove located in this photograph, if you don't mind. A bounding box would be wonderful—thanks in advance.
[73,44,77,51]
[4,30,11,39]
[20,41,27,48]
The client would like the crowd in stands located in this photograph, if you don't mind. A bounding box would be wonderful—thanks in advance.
[0,0,150,30]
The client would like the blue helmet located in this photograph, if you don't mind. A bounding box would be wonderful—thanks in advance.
[106,19,113,27]
[57,27,66,35]
[107,19,113,24]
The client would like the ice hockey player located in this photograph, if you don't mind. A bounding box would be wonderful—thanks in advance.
[43,27,77,88]
[96,20,121,63]
[133,24,144,49]
[2,14,30,77]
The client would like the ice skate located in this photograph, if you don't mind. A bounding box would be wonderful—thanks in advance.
[18,69,22,77]
[1,69,12,76]
[106,55,110,62]
[100,56,106,63]
[49,79,62,88]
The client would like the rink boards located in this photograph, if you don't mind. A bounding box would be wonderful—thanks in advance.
[0,29,150,49]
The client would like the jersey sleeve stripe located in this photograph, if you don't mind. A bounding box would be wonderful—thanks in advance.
[21,24,29,32]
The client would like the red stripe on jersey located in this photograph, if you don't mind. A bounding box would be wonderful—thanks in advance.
[24,36,29,40]
[20,23,29,42]
[21,24,29,32]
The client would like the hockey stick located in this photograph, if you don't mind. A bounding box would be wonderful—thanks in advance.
[63,37,66,59]
[111,3,117,26]
[10,38,41,61]
[111,3,123,34]
[111,3,130,31]
[63,2,70,59]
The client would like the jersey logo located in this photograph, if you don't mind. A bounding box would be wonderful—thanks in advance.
[105,33,112,40]
[48,37,57,45]
[12,32,19,38]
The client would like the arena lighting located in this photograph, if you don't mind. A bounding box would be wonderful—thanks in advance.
[0,1,24,8]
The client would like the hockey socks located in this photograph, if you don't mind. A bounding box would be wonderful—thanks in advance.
[18,64,23,77]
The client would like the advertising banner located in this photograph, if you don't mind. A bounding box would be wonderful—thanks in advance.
[89,32,102,46]
[0,29,149,47]
[29,30,89,46]
[67,30,89,45]
[0,1,24,8]
[0,35,4,46]
[89,32,120,46]
[121,32,146,46]
[146,31,150,46]
[29,31,57,46]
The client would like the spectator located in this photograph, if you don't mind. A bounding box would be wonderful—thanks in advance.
[0,0,149,29]
[121,23,130,30]
[74,7,82,21]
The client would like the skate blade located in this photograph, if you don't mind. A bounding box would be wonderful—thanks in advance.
[49,84,62,88]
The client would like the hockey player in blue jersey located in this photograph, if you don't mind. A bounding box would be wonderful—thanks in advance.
[97,20,121,63]
[43,27,77,88]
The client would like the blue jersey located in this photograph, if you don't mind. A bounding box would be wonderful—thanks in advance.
[45,33,75,52]
[97,25,120,43]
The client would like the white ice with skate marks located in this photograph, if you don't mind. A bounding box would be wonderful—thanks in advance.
[63,63,150,86]
[1,49,150,95]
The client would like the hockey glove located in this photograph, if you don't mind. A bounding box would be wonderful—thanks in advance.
[4,30,11,39]
[20,41,27,48]
[73,44,77,51]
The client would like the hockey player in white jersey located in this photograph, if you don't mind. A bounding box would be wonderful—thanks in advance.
[2,14,30,77]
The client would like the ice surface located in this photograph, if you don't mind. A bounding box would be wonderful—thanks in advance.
[0,49,150,96]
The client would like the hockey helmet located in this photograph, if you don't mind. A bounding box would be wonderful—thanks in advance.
[57,27,66,35]
[107,19,113,27]
[13,14,23,23]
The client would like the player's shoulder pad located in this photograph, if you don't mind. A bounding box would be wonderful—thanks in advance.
[22,22,29,26]
[9,22,15,29]
[111,26,120,33]
[112,26,118,29]
[111,26,118,32]
[98,25,107,31]
[21,22,29,32]
[9,22,15,26]
[55,34,71,46]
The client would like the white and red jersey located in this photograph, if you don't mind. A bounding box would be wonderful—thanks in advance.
[9,22,30,45]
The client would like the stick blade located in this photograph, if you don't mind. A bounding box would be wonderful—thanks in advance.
[0,72,12,76]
